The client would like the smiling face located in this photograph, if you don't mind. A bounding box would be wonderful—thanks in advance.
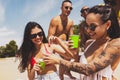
[86,13,110,40]
[61,1,72,16]
[30,26,43,46]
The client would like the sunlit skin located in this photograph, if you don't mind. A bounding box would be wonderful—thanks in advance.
[43,12,120,80]
[27,27,57,80]
[28,26,75,80]
[31,27,43,48]
[47,1,73,41]
[86,13,109,40]
[81,6,89,19]
[47,1,74,79]
[61,2,72,16]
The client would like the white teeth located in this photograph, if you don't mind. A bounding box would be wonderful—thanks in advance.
[35,39,41,42]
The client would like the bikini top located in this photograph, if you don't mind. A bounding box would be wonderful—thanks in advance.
[79,39,113,80]
[31,44,52,66]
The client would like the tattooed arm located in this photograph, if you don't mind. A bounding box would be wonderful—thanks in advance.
[59,43,119,76]
[44,38,120,75]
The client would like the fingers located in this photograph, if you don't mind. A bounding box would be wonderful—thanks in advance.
[43,54,57,64]
[33,63,40,71]
[48,36,54,47]
[48,36,59,45]
[48,36,55,45]
[68,40,74,49]
[43,57,51,65]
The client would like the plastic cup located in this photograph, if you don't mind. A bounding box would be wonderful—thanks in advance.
[38,59,45,70]
[70,35,80,48]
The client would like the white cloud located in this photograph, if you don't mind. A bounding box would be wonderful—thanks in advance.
[0,2,5,23]
[0,27,16,36]
[23,0,58,20]
[0,27,21,46]
[0,37,22,47]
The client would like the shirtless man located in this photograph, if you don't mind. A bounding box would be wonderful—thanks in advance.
[47,0,74,41]
[47,0,75,80]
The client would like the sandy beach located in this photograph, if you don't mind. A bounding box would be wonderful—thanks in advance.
[0,57,120,80]
[0,57,28,80]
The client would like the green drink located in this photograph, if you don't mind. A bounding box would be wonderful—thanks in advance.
[39,59,45,70]
[70,35,80,48]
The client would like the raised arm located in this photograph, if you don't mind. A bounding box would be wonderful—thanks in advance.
[51,44,72,60]
[52,36,77,58]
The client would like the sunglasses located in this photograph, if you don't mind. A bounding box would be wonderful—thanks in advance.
[85,23,98,31]
[65,6,73,10]
[30,32,43,39]
[80,8,89,13]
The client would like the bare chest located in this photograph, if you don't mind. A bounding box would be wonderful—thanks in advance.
[55,22,71,35]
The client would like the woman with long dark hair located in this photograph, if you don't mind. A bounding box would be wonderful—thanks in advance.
[17,22,63,80]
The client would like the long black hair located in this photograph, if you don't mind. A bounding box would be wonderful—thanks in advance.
[18,21,48,72]
[88,5,120,39]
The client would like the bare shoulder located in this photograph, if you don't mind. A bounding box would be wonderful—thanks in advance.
[49,16,60,27]
[106,38,120,55]
[51,16,60,22]
[109,38,120,48]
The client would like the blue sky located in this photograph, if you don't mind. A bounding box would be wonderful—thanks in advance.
[0,0,104,47]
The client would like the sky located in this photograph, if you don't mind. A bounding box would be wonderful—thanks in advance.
[0,0,104,47]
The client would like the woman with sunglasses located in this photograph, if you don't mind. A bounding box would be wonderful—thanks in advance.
[43,5,120,80]
[17,22,74,80]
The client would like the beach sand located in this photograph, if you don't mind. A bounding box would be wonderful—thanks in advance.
[0,57,120,80]
[0,57,28,80]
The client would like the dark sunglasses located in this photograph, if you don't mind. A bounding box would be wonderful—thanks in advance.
[65,6,73,10]
[85,23,97,31]
[30,32,43,39]
[80,8,89,13]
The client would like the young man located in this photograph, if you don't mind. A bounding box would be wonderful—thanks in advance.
[47,0,74,41]
[47,0,75,80]
[80,6,89,19]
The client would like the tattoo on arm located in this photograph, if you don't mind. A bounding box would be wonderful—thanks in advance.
[94,51,118,71]
[60,49,118,75]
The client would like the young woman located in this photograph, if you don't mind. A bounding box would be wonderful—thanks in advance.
[17,22,73,80]
[43,5,120,80]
